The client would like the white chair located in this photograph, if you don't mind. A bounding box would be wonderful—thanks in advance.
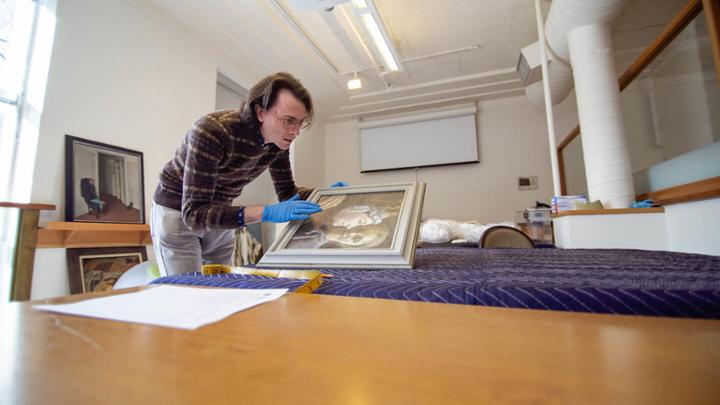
[113,259,160,289]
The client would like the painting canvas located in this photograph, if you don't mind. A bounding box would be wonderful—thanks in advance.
[65,135,145,224]
[284,191,405,249]
[66,247,148,294]
[258,182,425,269]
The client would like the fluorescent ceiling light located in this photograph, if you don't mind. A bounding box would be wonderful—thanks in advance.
[360,13,399,72]
[347,76,362,90]
[351,0,368,8]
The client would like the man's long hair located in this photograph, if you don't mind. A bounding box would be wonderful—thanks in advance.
[240,72,313,128]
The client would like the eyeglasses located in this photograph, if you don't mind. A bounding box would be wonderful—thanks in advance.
[268,109,307,129]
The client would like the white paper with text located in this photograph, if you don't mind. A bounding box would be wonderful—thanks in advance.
[34,286,287,329]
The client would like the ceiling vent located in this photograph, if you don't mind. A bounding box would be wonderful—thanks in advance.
[516,41,549,87]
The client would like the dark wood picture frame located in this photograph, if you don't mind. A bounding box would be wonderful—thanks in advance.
[66,247,148,294]
[65,135,145,224]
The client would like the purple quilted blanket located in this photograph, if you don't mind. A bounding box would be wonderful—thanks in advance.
[151,247,720,318]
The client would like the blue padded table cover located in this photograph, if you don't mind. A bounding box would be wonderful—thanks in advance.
[152,272,308,291]
[152,247,720,319]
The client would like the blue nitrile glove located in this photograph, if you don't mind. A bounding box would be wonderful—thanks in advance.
[329,181,348,187]
[262,194,322,223]
[631,199,654,208]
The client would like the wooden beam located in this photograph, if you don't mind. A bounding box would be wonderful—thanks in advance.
[557,125,580,152]
[703,0,720,86]
[0,202,56,210]
[619,0,703,91]
[557,148,567,195]
[10,210,40,301]
[636,176,720,205]
[1,203,55,301]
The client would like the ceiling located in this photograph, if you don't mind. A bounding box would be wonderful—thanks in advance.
[146,0,688,121]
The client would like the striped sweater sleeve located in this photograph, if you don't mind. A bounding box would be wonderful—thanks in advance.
[180,115,241,230]
[269,150,313,201]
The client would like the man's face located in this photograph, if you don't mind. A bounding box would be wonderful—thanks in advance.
[256,89,308,150]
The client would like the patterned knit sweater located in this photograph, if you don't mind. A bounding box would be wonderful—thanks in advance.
[153,109,312,230]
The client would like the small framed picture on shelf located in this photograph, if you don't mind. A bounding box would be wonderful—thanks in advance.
[65,135,145,224]
[66,247,148,294]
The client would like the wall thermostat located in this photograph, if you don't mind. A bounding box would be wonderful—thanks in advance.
[518,176,538,190]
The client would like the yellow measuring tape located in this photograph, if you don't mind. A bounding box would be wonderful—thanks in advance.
[201,264,329,294]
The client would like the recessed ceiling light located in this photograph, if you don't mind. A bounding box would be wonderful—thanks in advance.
[347,74,362,90]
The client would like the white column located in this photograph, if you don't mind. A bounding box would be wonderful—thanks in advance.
[568,23,634,208]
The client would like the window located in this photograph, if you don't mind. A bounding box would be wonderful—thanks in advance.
[0,0,56,302]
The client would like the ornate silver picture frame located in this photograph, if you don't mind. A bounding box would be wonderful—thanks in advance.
[257,182,426,269]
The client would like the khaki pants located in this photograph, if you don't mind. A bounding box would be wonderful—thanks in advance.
[150,202,234,276]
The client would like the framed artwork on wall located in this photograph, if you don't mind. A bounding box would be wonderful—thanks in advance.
[65,135,145,224]
[66,246,148,294]
[257,182,426,269]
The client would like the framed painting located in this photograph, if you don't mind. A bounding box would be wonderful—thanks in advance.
[65,135,145,224]
[257,182,426,269]
[66,247,148,294]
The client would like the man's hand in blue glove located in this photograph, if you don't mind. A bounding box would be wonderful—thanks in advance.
[329,181,348,187]
[262,195,322,223]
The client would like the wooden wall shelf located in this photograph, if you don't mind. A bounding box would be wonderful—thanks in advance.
[37,222,152,248]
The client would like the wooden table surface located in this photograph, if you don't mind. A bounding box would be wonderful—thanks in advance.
[2,287,719,404]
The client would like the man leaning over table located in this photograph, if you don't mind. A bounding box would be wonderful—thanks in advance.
[151,72,346,275]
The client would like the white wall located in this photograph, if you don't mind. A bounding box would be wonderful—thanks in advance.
[216,83,244,112]
[293,122,325,190]
[325,95,578,223]
[665,198,720,256]
[561,132,587,196]
[30,0,257,299]
[555,90,588,197]
[621,80,664,174]
[553,212,668,250]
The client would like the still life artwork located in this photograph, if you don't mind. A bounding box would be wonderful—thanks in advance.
[66,247,148,294]
[258,182,425,269]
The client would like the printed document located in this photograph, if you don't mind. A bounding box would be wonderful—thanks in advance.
[34,285,287,329]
